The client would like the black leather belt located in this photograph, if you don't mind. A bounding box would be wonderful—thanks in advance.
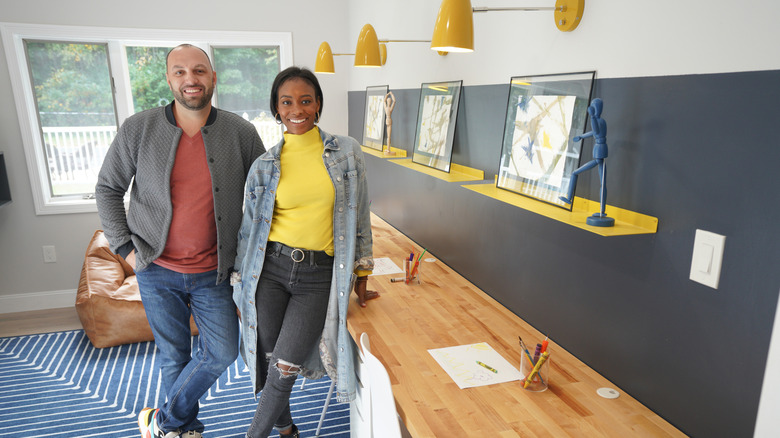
[267,241,333,265]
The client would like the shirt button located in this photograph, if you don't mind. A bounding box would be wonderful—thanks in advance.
[337,177,342,182]
[209,158,215,163]
[340,292,344,296]
[339,207,343,212]
[325,153,330,157]
[215,187,220,192]
[217,216,222,221]
[339,236,344,241]
[339,264,344,269]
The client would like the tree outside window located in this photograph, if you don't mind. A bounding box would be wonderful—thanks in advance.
[213,46,282,146]
[126,46,173,113]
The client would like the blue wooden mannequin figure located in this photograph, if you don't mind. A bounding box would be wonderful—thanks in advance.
[559,98,615,227]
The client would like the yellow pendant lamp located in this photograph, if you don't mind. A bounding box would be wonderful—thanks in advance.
[430,0,474,52]
[431,0,585,53]
[379,43,387,66]
[317,22,440,73]
[355,24,382,67]
[315,42,336,74]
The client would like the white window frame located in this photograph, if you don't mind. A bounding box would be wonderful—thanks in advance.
[1,22,292,215]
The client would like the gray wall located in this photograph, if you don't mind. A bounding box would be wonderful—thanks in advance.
[349,70,780,437]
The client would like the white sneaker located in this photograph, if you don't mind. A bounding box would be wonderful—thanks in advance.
[138,407,181,438]
[181,431,203,438]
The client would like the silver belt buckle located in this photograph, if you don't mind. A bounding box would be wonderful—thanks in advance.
[290,248,305,263]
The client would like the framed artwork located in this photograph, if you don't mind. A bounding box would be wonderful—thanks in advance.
[362,85,389,151]
[496,71,595,210]
[412,80,463,172]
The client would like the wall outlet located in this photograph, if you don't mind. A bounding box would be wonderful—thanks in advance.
[43,245,57,263]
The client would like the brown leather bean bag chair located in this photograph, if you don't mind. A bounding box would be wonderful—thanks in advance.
[76,230,197,348]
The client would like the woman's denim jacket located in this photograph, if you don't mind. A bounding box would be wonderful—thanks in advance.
[232,127,373,403]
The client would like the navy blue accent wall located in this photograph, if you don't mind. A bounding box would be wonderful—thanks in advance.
[348,70,780,437]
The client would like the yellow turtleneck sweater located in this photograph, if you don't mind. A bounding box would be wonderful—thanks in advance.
[268,127,335,254]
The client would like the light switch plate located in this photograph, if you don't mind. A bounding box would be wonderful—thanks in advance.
[690,229,725,289]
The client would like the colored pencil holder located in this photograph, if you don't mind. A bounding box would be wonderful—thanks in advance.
[521,352,550,392]
[403,258,421,284]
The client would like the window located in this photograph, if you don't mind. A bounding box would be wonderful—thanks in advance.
[26,41,118,198]
[212,46,283,146]
[1,23,292,214]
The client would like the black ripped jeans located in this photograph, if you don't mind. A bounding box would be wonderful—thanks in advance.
[246,243,333,438]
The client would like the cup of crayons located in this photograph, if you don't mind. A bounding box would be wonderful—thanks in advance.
[391,249,426,284]
[519,336,551,392]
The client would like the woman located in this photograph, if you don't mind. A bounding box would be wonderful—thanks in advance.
[232,66,377,438]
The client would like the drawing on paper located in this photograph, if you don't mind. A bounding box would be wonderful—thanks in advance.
[365,95,384,141]
[417,95,453,157]
[507,95,576,188]
[428,342,523,389]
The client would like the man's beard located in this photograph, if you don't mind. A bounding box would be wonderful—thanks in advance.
[172,85,214,111]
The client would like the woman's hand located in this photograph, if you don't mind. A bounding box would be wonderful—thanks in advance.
[354,276,379,307]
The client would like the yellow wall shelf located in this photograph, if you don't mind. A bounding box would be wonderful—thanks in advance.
[390,159,484,183]
[463,183,658,236]
[361,145,407,158]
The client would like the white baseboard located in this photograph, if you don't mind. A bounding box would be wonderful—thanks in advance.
[0,289,77,314]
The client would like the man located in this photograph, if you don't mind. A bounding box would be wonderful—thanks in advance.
[95,44,265,438]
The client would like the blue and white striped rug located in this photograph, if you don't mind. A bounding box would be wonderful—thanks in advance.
[0,330,350,438]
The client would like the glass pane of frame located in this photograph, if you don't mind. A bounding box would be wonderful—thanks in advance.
[496,71,595,210]
[411,80,462,173]
[362,85,389,151]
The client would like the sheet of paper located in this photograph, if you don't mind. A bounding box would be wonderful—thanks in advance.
[428,342,523,389]
[370,257,403,276]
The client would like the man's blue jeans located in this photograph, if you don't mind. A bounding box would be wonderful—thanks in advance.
[136,263,239,434]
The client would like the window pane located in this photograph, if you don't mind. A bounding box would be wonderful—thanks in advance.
[126,46,173,113]
[25,41,117,197]
[212,46,282,145]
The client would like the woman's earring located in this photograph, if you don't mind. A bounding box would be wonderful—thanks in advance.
[275,114,282,125]
[315,113,320,124]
